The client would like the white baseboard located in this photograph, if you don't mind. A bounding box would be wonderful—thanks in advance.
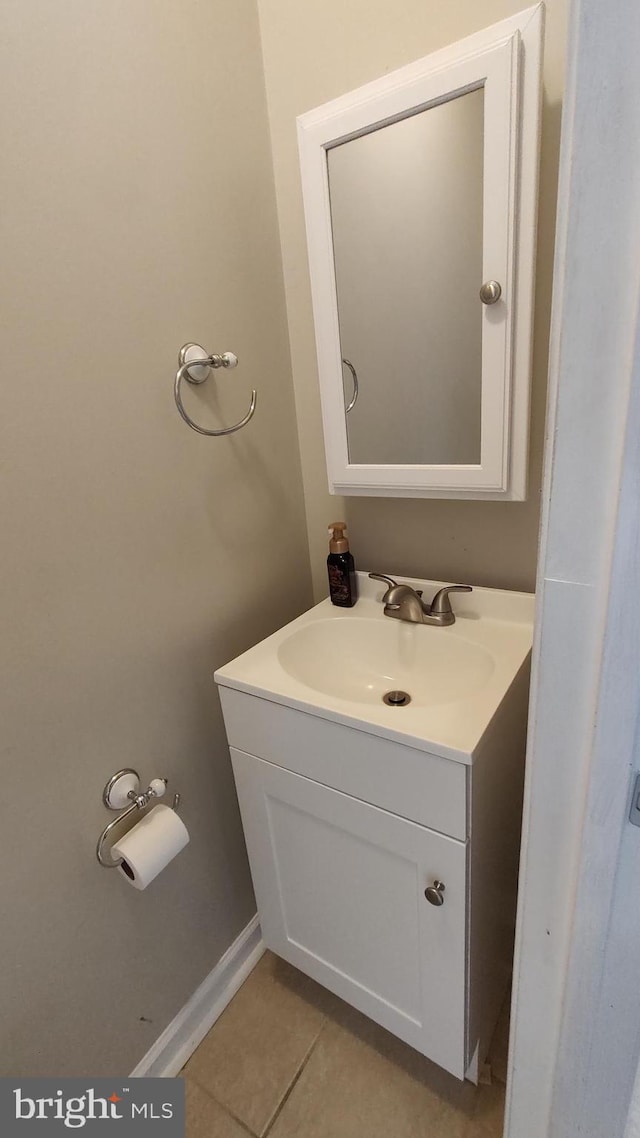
[130,914,264,1077]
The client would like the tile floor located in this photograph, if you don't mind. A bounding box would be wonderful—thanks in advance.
[183,951,510,1138]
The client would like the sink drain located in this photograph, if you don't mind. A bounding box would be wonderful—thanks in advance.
[383,690,412,707]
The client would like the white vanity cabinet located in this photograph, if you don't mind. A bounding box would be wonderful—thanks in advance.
[217,663,529,1083]
[231,747,467,1078]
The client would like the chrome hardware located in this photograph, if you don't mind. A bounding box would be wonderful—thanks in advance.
[385,585,425,622]
[178,343,240,381]
[369,573,472,626]
[479,280,502,305]
[103,768,140,810]
[369,573,399,590]
[429,584,473,623]
[342,358,359,413]
[425,880,445,906]
[97,770,181,869]
[382,690,411,707]
[174,343,257,436]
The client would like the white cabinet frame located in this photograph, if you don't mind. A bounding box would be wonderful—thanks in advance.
[297,5,543,500]
[232,748,468,1079]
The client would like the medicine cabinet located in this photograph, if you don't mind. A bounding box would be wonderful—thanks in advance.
[297,5,543,499]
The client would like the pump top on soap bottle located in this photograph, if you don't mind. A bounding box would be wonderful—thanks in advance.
[327,522,358,607]
[328,523,349,553]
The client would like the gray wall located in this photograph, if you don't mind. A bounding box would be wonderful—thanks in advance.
[257,0,568,596]
[0,0,311,1075]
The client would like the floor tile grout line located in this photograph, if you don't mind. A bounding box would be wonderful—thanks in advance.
[184,1012,330,1138]
[262,1028,323,1138]
[185,1071,260,1138]
[220,1106,258,1138]
[216,1100,260,1138]
[262,1017,329,1138]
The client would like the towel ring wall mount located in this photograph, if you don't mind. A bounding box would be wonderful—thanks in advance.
[174,342,257,436]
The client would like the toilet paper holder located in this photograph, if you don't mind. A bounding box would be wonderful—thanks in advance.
[96,768,181,869]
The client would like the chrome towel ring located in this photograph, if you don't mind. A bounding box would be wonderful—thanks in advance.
[174,342,257,436]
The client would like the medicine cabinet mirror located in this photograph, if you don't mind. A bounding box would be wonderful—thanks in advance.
[297,5,543,499]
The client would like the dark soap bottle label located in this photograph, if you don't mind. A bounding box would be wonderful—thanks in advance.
[328,553,358,607]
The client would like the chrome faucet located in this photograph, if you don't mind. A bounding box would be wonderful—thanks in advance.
[369,574,472,627]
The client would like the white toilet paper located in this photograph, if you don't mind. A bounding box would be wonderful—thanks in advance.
[112,804,189,890]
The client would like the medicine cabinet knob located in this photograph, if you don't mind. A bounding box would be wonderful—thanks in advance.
[424,880,446,906]
[479,280,502,305]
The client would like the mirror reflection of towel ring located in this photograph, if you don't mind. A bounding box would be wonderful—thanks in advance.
[174,343,257,436]
[342,358,359,413]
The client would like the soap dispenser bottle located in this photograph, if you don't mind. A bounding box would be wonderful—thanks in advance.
[327,523,358,607]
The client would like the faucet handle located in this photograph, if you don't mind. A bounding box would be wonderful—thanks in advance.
[430,584,473,615]
[369,572,403,603]
[369,573,399,590]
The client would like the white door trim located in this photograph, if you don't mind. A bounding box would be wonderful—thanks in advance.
[506,0,640,1135]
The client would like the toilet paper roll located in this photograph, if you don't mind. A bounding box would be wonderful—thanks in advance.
[112,804,189,890]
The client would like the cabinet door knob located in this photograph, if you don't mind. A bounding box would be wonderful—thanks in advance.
[424,880,445,906]
[479,280,502,305]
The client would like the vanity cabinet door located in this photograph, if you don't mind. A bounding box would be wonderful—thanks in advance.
[231,748,468,1079]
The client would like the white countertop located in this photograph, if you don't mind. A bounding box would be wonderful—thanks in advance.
[214,572,534,763]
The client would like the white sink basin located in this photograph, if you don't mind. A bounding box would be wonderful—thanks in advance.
[215,572,534,762]
[277,616,495,707]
